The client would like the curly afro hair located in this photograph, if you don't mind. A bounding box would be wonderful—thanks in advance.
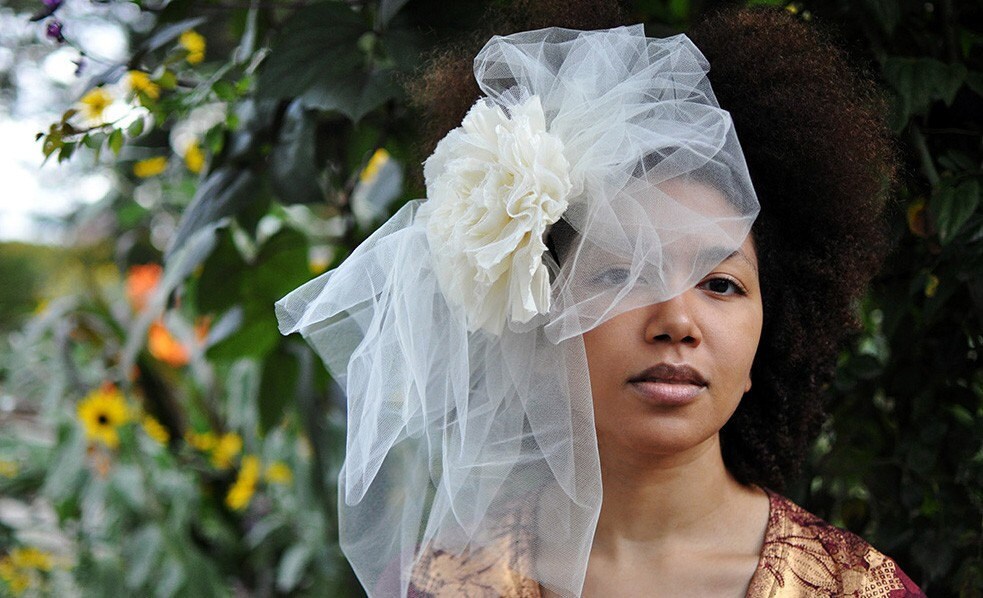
[408,3,897,491]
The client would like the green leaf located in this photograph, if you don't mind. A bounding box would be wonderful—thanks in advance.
[276,544,312,592]
[125,525,163,589]
[932,179,980,245]
[259,349,299,434]
[377,0,411,28]
[966,71,983,97]
[166,167,260,260]
[206,308,279,361]
[256,3,400,122]
[270,100,323,205]
[127,117,146,138]
[196,230,245,314]
[156,555,186,598]
[212,80,237,102]
[109,129,124,156]
[58,141,76,162]
[883,58,967,125]
[110,465,147,511]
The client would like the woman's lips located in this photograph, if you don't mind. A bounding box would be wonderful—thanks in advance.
[627,364,708,406]
[629,380,705,406]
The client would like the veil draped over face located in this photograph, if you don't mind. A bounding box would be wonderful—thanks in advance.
[276,25,758,597]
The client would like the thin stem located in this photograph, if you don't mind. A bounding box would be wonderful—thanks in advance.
[910,122,940,187]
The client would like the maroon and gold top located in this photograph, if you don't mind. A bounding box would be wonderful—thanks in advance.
[408,489,924,597]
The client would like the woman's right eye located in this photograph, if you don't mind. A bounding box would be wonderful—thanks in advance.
[590,267,631,286]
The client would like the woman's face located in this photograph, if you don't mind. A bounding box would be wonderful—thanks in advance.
[582,202,762,461]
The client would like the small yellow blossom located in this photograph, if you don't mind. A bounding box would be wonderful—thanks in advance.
[225,455,260,511]
[77,385,131,449]
[141,415,170,445]
[906,197,928,238]
[78,87,113,123]
[359,148,390,184]
[184,141,205,173]
[0,460,18,478]
[133,156,168,178]
[10,547,52,573]
[925,274,940,298]
[211,432,243,469]
[265,461,293,485]
[0,557,29,595]
[185,430,217,452]
[179,30,206,64]
[127,70,160,100]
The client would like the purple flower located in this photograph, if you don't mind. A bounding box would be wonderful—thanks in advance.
[42,0,63,8]
[45,19,64,43]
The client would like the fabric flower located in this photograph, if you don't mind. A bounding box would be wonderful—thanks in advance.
[77,385,131,449]
[420,96,571,334]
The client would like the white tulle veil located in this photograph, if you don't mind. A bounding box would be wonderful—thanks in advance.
[276,24,759,597]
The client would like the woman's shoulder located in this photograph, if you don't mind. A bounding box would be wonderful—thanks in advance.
[748,489,925,598]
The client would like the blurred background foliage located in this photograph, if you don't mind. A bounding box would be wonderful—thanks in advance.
[0,0,979,596]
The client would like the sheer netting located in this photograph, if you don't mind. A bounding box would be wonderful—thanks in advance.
[276,25,758,598]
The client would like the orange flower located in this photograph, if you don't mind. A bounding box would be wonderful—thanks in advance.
[148,321,189,367]
[126,264,162,312]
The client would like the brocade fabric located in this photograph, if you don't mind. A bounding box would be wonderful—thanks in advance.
[407,489,925,597]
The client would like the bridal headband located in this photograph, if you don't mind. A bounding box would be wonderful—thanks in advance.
[276,24,759,597]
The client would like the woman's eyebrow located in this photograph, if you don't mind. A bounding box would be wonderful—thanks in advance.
[723,248,758,273]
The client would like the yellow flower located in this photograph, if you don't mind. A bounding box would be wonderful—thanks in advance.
[184,141,205,173]
[925,274,940,298]
[185,430,217,452]
[127,70,160,100]
[264,461,293,485]
[0,557,29,595]
[359,148,390,184]
[0,460,18,478]
[141,415,170,445]
[210,432,242,469]
[78,87,113,123]
[133,156,168,178]
[10,547,52,572]
[225,455,260,511]
[179,30,206,64]
[77,385,131,449]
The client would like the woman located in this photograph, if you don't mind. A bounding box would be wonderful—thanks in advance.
[277,5,923,597]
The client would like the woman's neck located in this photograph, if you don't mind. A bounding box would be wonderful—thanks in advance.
[591,433,757,559]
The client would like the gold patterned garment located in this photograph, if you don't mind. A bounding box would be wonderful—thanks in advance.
[407,489,925,597]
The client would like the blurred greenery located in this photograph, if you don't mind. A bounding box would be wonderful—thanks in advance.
[0,0,979,596]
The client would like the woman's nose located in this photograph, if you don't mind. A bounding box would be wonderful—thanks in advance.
[643,291,701,347]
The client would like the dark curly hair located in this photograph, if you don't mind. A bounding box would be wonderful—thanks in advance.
[408,3,897,491]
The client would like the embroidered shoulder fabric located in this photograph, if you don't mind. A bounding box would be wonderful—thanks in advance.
[407,490,925,597]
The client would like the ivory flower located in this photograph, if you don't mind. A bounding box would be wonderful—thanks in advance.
[421,96,571,334]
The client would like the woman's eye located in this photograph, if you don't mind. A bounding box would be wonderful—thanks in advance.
[699,277,745,296]
[590,267,631,286]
